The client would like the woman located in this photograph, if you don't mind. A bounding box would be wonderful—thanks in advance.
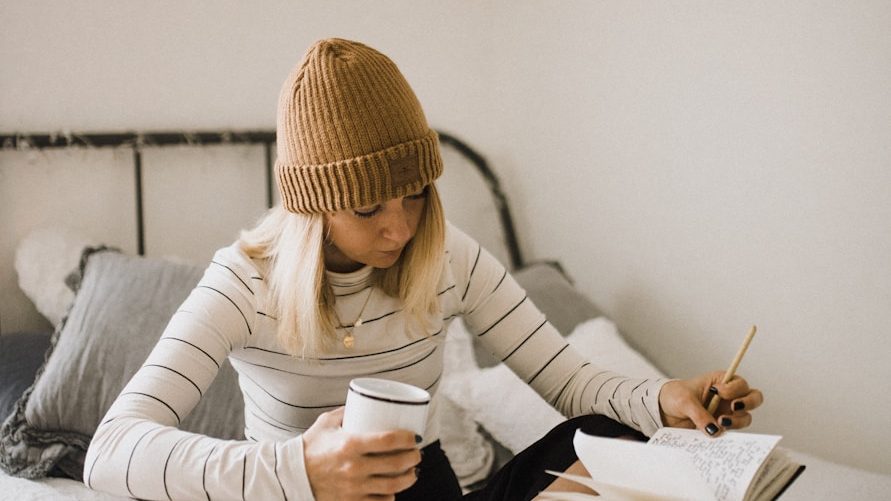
[84,38,762,501]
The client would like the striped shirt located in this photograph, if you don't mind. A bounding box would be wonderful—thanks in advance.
[84,222,666,500]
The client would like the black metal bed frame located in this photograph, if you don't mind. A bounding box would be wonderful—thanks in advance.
[0,129,524,269]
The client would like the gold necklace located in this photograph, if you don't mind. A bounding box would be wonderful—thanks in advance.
[335,288,374,349]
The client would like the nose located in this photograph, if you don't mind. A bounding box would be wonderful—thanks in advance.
[380,206,413,245]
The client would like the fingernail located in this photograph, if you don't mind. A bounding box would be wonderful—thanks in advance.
[721,417,733,427]
[705,423,719,435]
[733,401,745,411]
[708,386,719,395]
[414,466,421,477]
[414,434,423,444]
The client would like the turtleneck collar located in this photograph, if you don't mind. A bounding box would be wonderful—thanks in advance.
[325,264,374,294]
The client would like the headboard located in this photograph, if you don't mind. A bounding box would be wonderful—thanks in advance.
[0,129,524,334]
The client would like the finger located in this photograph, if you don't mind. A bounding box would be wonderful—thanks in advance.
[366,466,418,495]
[679,398,721,437]
[713,377,751,400]
[352,429,418,455]
[316,406,345,427]
[730,388,764,413]
[704,370,727,387]
[362,448,422,477]
[718,412,752,430]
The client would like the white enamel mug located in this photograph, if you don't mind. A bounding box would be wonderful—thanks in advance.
[342,378,430,438]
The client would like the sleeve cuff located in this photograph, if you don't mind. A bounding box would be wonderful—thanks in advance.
[280,436,316,501]
[637,378,674,437]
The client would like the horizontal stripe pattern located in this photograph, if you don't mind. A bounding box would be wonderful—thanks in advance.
[84,222,665,501]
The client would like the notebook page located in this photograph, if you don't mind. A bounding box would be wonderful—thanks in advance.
[745,447,785,499]
[573,430,715,500]
[543,470,686,501]
[648,429,781,501]
[746,448,801,501]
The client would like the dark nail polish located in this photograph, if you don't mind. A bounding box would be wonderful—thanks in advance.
[721,417,733,427]
[705,423,719,435]
[415,434,423,444]
[708,386,719,395]
[733,401,745,411]
[414,467,421,477]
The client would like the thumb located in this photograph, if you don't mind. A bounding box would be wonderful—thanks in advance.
[317,406,345,427]
[682,399,720,436]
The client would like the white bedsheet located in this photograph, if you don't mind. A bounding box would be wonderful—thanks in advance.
[4,454,891,500]
[784,450,891,500]
[0,471,127,500]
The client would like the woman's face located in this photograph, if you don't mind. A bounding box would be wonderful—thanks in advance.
[323,186,428,272]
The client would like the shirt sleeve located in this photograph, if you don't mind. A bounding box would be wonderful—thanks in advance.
[83,247,316,500]
[449,225,668,437]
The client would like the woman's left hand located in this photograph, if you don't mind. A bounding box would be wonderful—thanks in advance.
[658,371,764,435]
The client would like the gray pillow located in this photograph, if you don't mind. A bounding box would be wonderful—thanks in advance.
[473,261,602,368]
[0,332,52,421]
[0,248,244,480]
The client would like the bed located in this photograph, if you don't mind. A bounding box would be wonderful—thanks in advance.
[1,129,890,500]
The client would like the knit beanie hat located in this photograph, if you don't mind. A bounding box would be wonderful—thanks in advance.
[275,38,443,214]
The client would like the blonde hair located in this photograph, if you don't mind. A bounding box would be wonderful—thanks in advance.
[238,184,445,358]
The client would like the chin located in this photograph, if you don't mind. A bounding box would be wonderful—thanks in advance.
[372,252,403,269]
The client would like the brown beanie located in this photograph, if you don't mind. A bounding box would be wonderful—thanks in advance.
[275,38,443,214]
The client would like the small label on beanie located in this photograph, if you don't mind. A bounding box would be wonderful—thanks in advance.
[388,150,421,187]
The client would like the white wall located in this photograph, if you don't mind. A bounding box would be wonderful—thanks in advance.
[483,2,891,476]
[2,0,889,475]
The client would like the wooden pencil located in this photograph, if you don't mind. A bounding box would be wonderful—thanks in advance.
[707,325,757,415]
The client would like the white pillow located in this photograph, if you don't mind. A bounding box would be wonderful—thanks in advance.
[442,317,667,455]
[565,317,666,380]
[14,227,98,327]
[13,228,197,329]
[439,319,495,487]
[436,395,494,488]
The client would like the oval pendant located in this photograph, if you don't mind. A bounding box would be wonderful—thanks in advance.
[343,334,355,349]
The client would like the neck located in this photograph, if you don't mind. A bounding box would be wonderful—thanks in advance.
[323,242,365,273]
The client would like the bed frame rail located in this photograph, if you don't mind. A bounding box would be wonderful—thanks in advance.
[0,129,524,269]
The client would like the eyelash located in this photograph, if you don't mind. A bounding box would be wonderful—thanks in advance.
[353,209,379,219]
[353,189,427,219]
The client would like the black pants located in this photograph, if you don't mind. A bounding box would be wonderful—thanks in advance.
[397,415,647,501]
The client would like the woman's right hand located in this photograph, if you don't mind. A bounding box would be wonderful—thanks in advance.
[302,407,422,500]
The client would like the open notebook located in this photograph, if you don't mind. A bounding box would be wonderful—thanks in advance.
[541,428,805,501]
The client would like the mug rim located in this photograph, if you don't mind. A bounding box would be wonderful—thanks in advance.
[349,377,430,405]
